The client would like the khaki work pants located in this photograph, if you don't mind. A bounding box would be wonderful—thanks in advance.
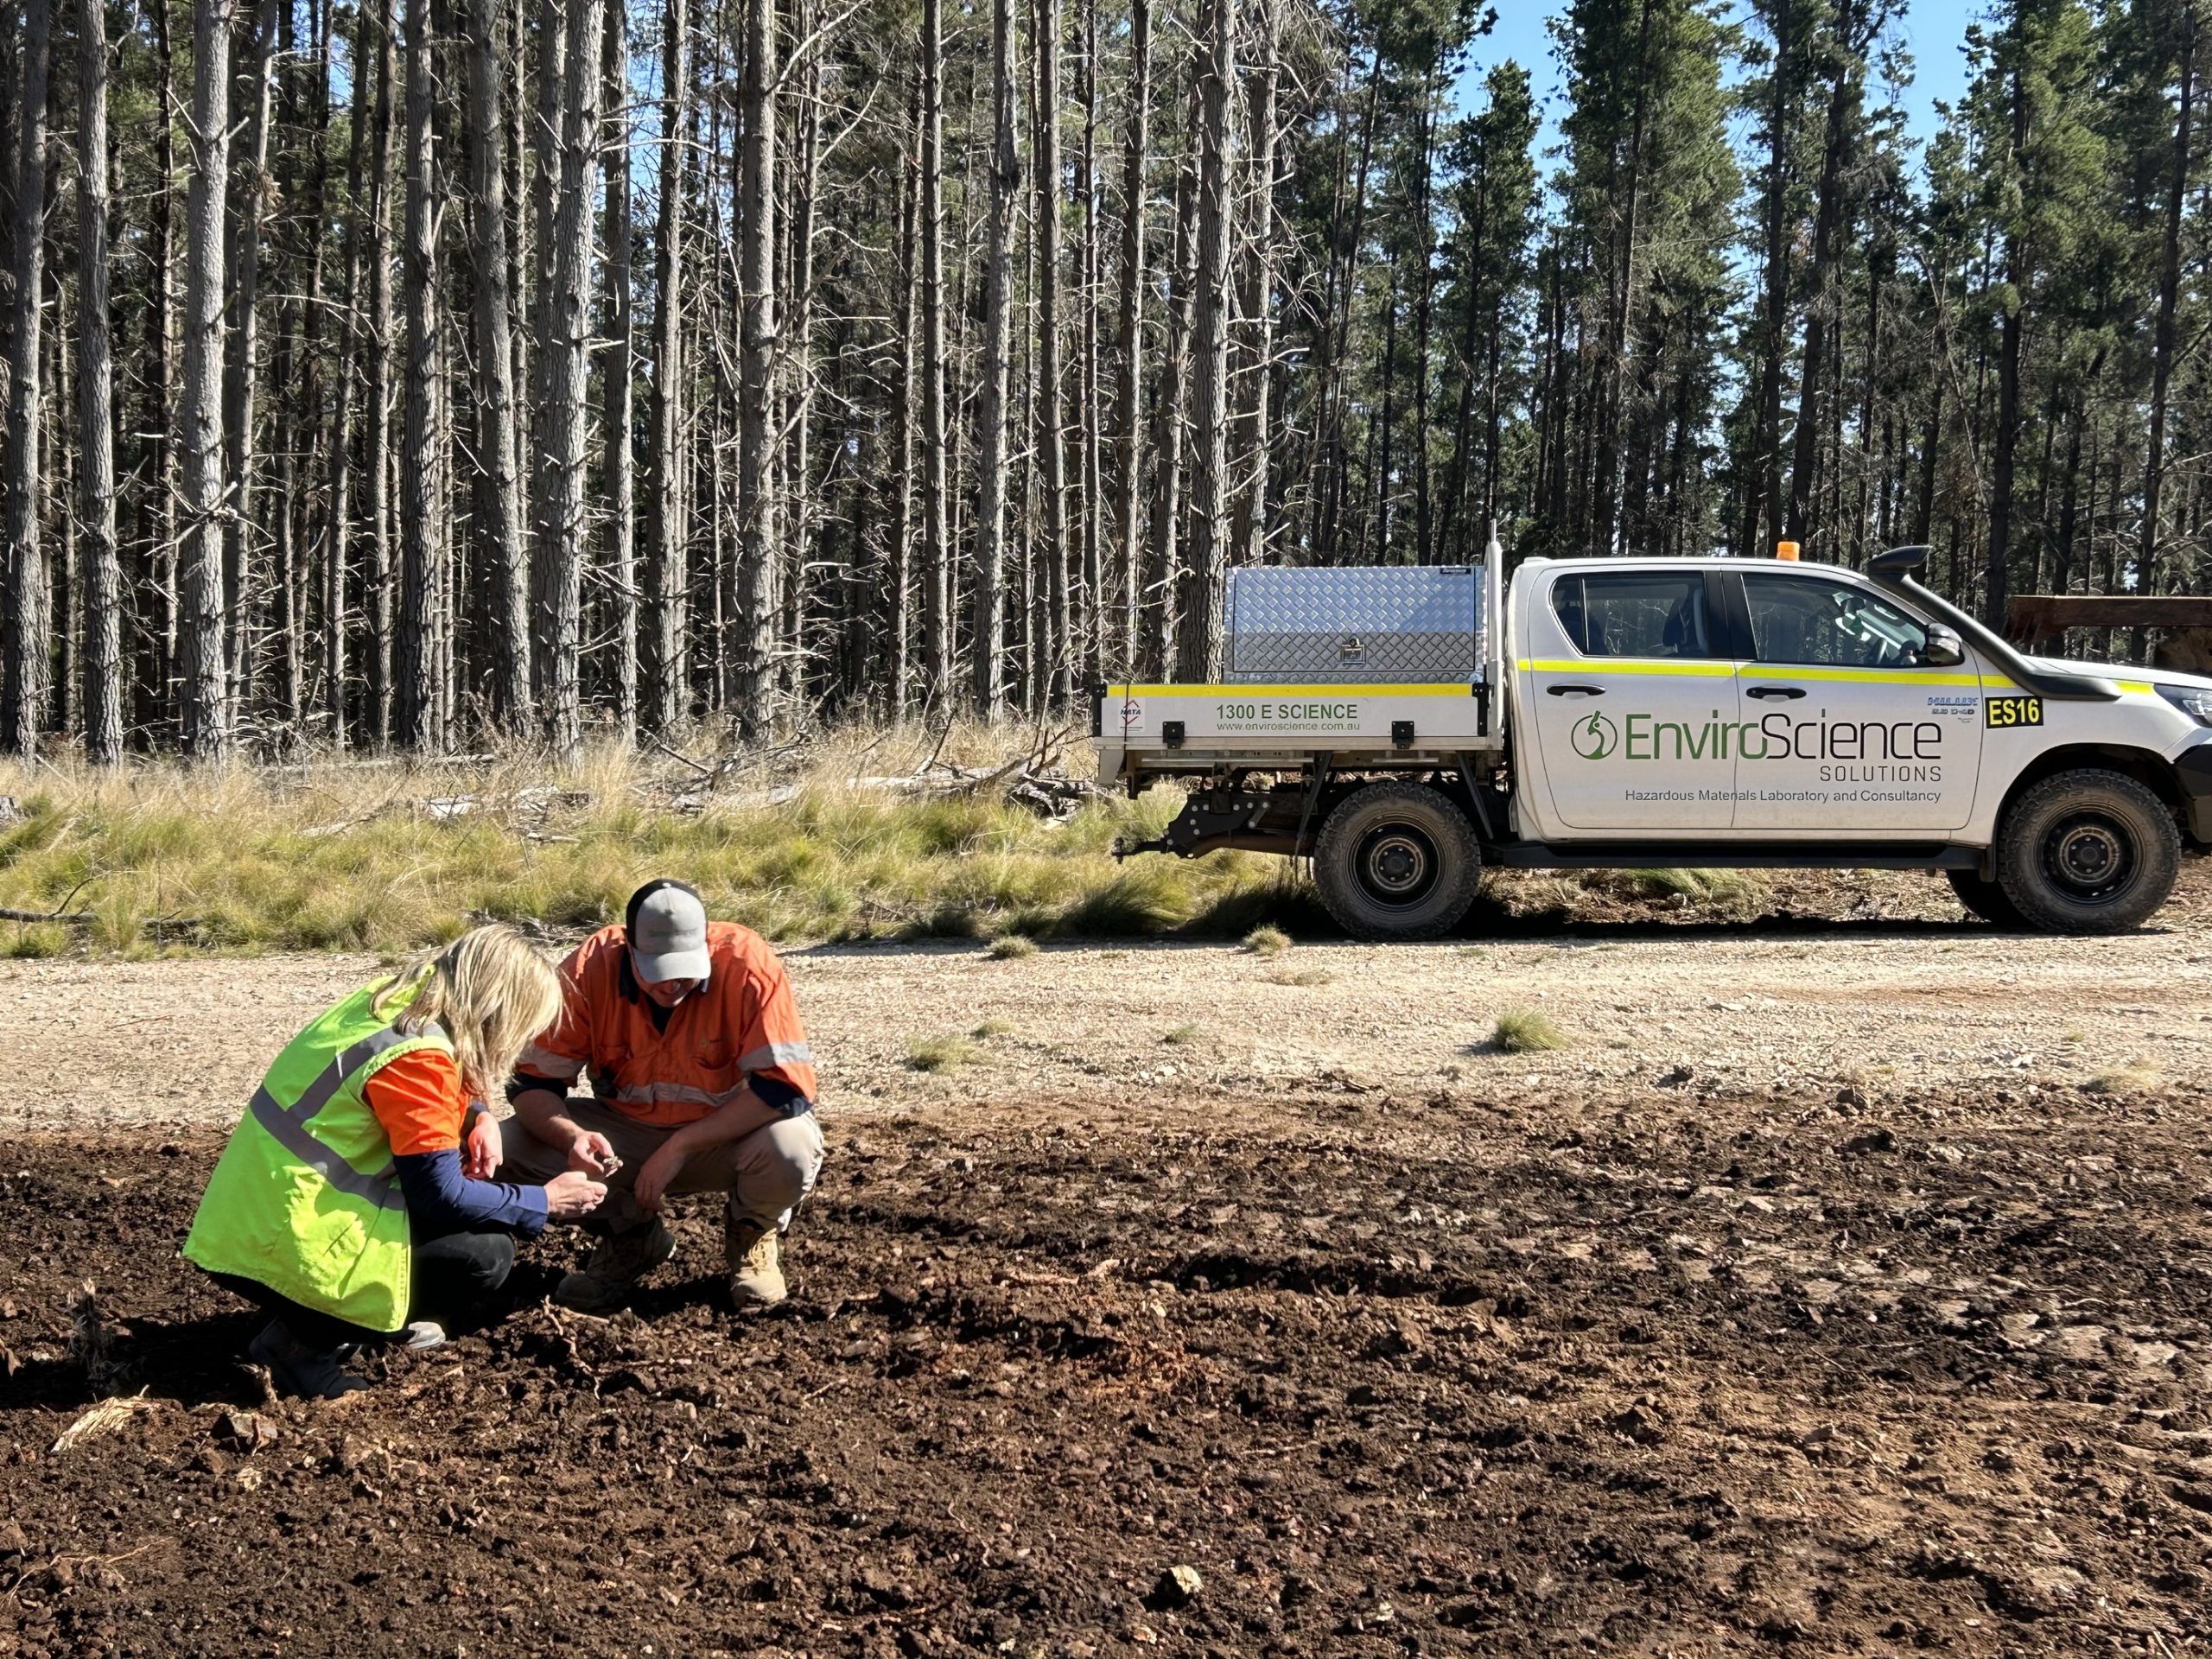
[499,1095,825,1236]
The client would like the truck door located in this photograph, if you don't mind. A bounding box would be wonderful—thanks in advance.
[1728,571,1982,832]
[1527,568,1740,831]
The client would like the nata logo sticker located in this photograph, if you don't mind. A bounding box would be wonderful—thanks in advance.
[1571,709,1618,761]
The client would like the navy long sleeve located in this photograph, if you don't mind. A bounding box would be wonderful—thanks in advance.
[393,1147,549,1238]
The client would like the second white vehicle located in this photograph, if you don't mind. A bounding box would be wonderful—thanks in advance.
[1097,544,2212,938]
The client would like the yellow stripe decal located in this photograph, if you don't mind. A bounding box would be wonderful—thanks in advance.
[1522,659,1992,688]
[1732,665,1986,688]
[2117,679,2154,695]
[1520,658,1735,678]
[1110,683,1474,697]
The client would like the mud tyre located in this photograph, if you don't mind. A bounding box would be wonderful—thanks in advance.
[1945,868,2027,928]
[1993,768,2179,934]
[1312,782,1482,941]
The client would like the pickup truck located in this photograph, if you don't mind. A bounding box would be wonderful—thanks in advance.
[1095,544,2212,939]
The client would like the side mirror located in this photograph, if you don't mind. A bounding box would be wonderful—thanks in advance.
[1923,625,1966,669]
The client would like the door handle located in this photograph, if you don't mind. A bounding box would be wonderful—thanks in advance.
[1546,684,1606,696]
[1746,685,1807,701]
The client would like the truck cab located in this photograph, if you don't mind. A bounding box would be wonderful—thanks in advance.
[1098,546,2212,939]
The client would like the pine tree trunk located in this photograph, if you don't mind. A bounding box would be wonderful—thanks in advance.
[362,0,397,741]
[1229,0,1276,572]
[734,0,779,735]
[1784,0,1862,548]
[782,18,823,710]
[601,4,638,741]
[527,0,566,708]
[467,0,531,729]
[1749,0,1793,558]
[138,0,178,739]
[0,7,16,331]
[1986,67,2027,628]
[78,0,120,762]
[0,0,49,758]
[1109,0,1148,673]
[1144,135,1195,679]
[1077,0,1102,680]
[1173,0,1233,681]
[644,0,687,732]
[177,0,232,760]
[536,0,604,756]
[2139,7,2194,601]
[396,0,442,748]
[287,1,333,737]
[918,0,952,704]
[1032,0,1071,700]
[888,95,920,717]
[969,0,1018,712]
[221,0,278,723]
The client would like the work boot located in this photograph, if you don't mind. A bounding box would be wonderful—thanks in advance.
[555,1219,676,1313]
[249,1319,370,1401]
[397,1320,447,1351]
[725,1213,787,1308]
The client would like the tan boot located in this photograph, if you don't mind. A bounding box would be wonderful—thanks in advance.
[725,1213,788,1308]
[555,1218,676,1313]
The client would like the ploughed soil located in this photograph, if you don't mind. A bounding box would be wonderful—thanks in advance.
[6,1067,2212,1658]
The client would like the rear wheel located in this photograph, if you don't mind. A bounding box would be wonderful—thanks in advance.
[1312,782,1482,941]
[1993,768,2179,934]
[1945,868,2027,928]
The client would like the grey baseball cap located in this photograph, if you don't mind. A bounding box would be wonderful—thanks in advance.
[628,882,712,983]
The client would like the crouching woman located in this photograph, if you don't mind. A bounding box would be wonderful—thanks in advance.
[184,925,607,1399]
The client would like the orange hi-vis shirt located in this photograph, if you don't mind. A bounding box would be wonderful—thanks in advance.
[515,921,818,1128]
[363,1048,470,1154]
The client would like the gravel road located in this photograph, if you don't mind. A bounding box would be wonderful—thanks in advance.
[7,868,2209,1133]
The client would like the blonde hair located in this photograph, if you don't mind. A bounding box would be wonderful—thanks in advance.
[372,925,564,1103]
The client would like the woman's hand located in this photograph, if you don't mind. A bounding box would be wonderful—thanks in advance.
[543,1171,607,1222]
[632,1143,690,1215]
[463,1111,503,1180]
[565,1129,620,1177]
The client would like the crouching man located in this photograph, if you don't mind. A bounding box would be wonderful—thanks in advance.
[499,880,825,1312]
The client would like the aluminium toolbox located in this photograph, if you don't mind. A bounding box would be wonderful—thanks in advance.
[1222,564,1485,684]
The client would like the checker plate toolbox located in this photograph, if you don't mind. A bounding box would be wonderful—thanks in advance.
[1223,565,1484,684]
[1095,559,1506,772]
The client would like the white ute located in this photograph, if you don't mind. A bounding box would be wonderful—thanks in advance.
[1095,544,2212,939]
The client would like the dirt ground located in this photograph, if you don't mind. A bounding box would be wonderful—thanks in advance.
[3,868,2212,1656]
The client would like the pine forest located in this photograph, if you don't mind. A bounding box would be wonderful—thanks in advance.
[0,0,2207,759]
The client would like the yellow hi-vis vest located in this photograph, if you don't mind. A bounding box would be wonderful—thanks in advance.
[183,977,454,1333]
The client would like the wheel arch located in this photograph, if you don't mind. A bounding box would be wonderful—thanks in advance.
[1993,744,2188,848]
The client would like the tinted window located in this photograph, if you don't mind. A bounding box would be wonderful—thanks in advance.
[1550,573,1714,658]
[1745,575,1931,668]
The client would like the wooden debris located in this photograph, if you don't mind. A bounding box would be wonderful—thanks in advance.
[49,1392,157,1455]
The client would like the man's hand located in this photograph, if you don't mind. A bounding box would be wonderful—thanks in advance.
[463,1111,502,1180]
[543,1171,607,1222]
[566,1128,620,1177]
[632,1142,690,1215]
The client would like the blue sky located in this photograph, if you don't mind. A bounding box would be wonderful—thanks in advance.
[1463,0,1980,159]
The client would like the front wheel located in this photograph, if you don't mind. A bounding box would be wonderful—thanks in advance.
[1312,782,1482,941]
[1993,768,2180,934]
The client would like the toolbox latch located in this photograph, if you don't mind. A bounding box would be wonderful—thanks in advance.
[1390,720,1414,749]
[1163,720,1185,750]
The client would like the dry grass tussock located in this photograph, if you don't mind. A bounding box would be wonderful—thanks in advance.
[1491,1008,1569,1053]
[0,723,1313,958]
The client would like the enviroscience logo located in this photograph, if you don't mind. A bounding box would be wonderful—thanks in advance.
[1571,710,1618,760]
[1572,708,1946,783]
